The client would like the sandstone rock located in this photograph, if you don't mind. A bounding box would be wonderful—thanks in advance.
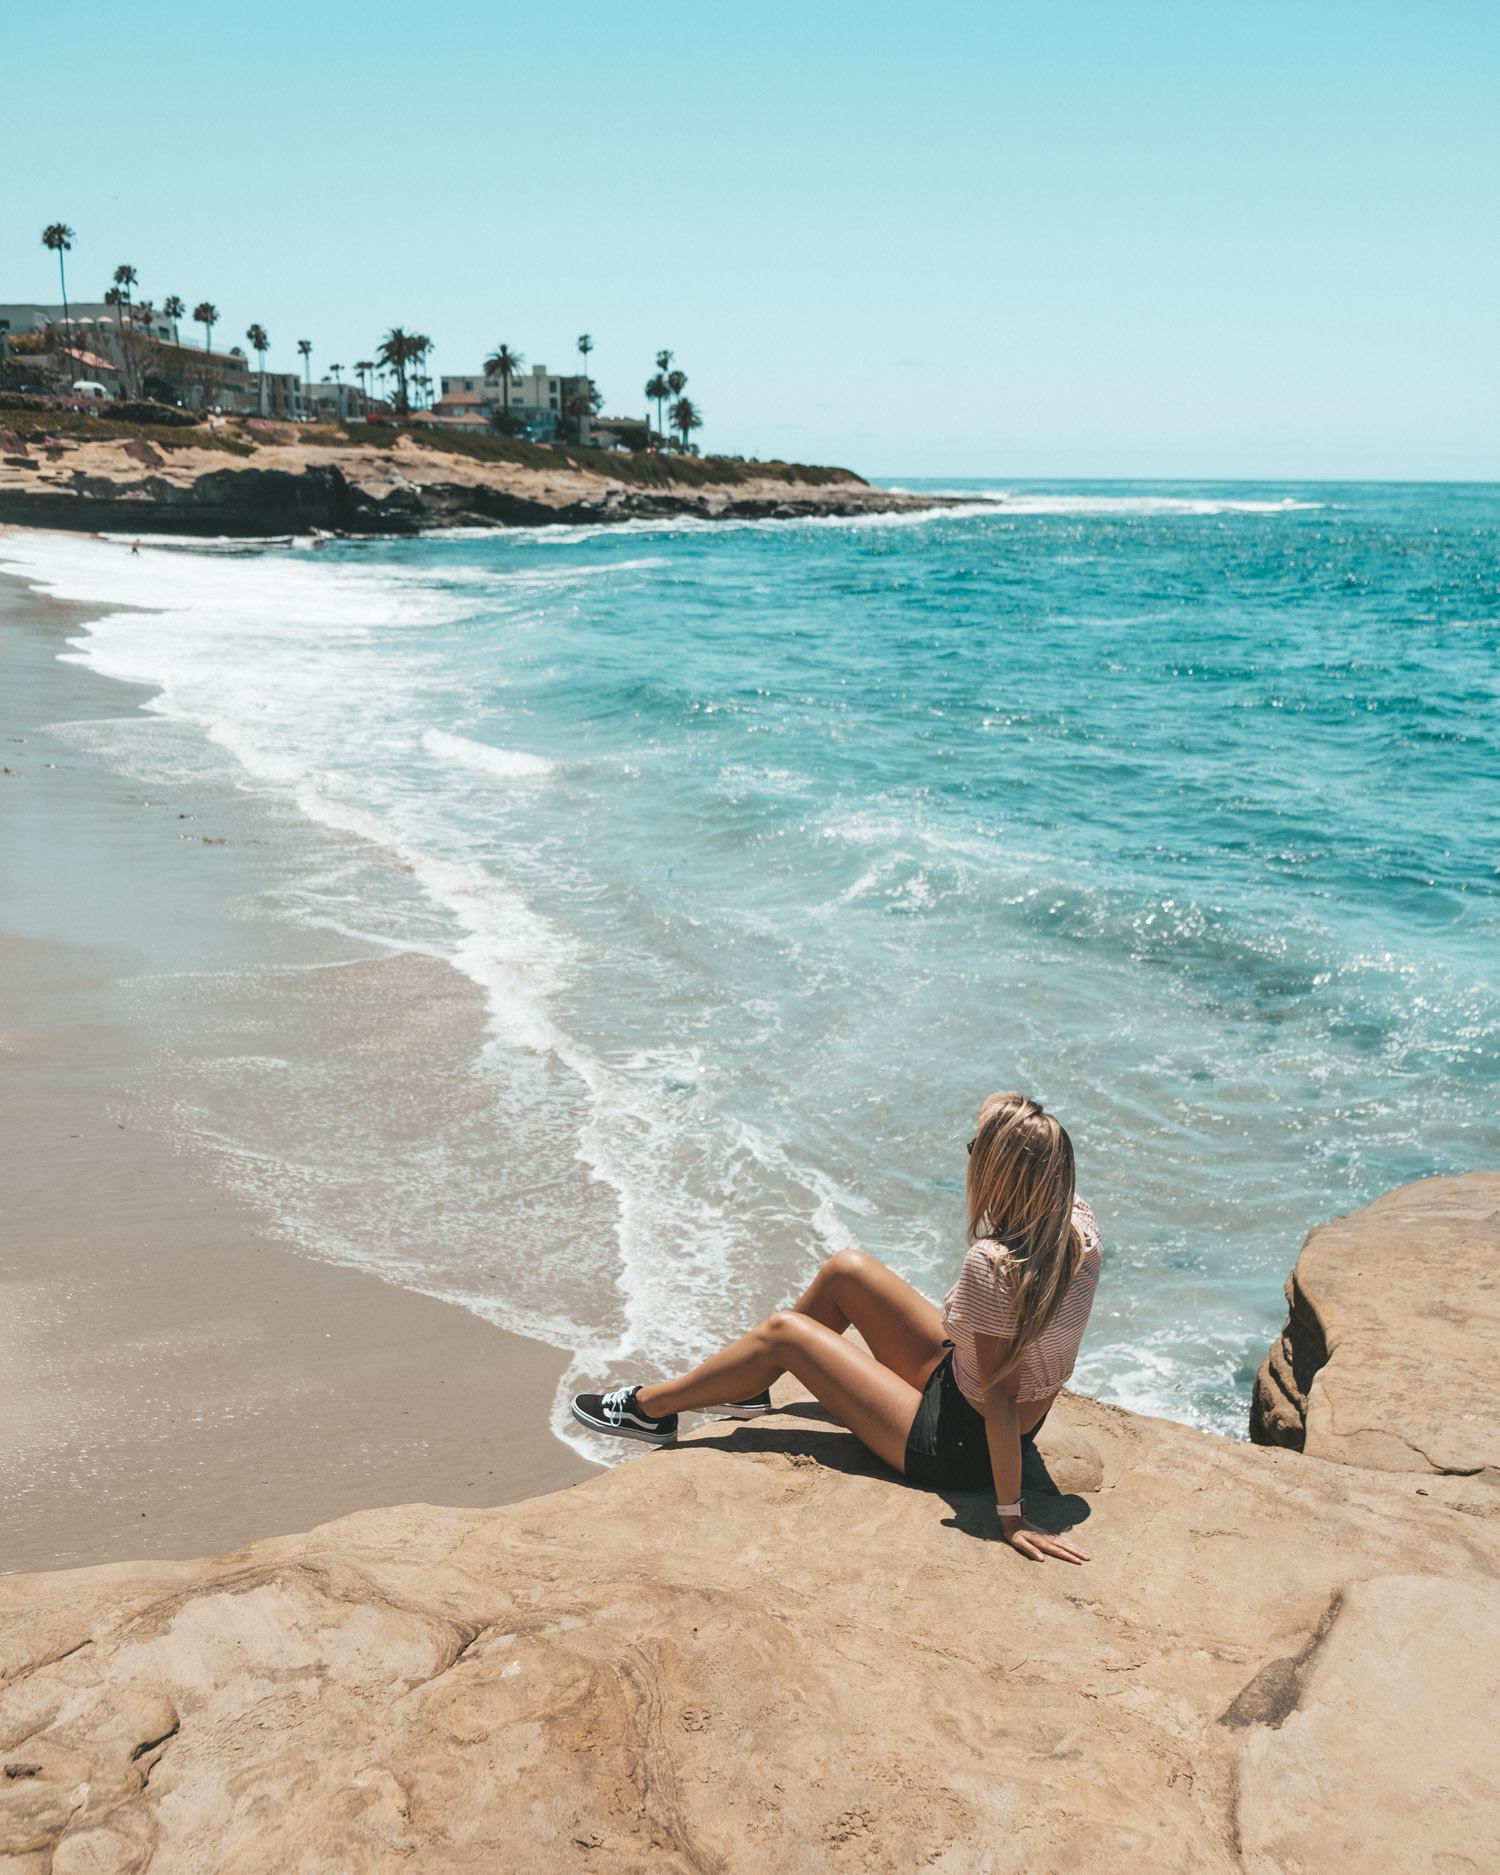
[1235,1574,1500,1874]
[1251,1174,1500,1480]
[4,1180,1498,1871]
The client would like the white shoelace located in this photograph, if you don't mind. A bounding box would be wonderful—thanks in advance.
[601,1385,636,1423]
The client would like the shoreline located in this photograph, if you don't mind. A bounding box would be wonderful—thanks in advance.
[0,564,592,1575]
[0,423,950,536]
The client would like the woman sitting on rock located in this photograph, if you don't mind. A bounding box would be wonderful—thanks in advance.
[572,1090,1100,1565]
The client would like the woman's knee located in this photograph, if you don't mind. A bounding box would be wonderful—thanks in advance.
[821,1247,875,1286]
[761,1308,814,1351]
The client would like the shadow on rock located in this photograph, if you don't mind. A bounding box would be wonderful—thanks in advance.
[674,1403,1094,1543]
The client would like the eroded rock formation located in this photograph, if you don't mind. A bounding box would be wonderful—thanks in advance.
[0,433,943,537]
[3,1177,1497,1872]
[1251,1173,1500,1480]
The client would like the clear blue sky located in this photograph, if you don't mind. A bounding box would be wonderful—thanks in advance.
[6,1,1497,478]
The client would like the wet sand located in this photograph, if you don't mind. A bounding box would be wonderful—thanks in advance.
[0,556,592,1575]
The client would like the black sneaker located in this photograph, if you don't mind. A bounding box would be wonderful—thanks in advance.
[715,1389,775,1419]
[570,1385,679,1446]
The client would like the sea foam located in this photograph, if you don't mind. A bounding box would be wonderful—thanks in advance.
[4,482,1494,1455]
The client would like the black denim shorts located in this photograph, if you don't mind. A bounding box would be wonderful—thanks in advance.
[903,1346,1046,1493]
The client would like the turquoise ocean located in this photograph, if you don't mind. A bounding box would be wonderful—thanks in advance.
[5,480,1497,1449]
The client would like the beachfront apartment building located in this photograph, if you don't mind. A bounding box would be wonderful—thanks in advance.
[435,364,592,442]
[0,301,257,410]
[0,306,363,422]
[0,300,178,351]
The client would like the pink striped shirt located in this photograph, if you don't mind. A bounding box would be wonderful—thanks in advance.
[942,1197,1102,1409]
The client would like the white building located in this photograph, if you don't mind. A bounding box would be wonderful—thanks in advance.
[436,364,592,441]
[0,301,178,358]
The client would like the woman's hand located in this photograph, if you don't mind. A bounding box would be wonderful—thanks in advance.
[999,1513,1090,1564]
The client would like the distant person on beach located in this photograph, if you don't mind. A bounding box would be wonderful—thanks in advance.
[573,1091,1099,1564]
[130,539,140,555]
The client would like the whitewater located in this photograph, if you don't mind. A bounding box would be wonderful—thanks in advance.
[4,478,1496,1452]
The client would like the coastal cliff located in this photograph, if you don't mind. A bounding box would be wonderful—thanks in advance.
[1250,1173,1500,1479]
[0,420,936,536]
[3,1176,1497,1873]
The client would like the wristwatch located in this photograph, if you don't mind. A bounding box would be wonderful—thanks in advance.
[996,1499,1025,1518]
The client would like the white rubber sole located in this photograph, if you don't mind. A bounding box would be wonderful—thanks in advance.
[713,1401,776,1419]
[569,1402,677,1445]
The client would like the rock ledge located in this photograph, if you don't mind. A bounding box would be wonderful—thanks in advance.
[3,1177,1498,1873]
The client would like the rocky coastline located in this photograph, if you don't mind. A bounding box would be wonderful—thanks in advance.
[2,1174,1496,1871]
[0,425,943,536]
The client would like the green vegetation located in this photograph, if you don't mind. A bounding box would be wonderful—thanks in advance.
[0,408,252,454]
[109,399,200,427]
[299,422,860,487]
[378,328,432,414]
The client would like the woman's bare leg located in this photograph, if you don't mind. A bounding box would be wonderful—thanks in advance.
[783,1248,947,1387]
[641,1310,922,1473]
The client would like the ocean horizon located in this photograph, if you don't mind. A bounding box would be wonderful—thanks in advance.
[4,476,1496,1456]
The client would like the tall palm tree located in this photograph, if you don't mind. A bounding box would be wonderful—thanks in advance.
[354,359,375,409]
[484,343,525,425]
[378,327,427,413]
[162,295,185,346]
[41,224,75,356]
[408,335,433,407]
[645,372,670,440]
[666,367,686,405]
[103,286,127,390]
[246,323,270,414]
[193,301,218,352]
[669,396,702,452]
[655,348,673,375]
[577,332,594,379]
[110,265,139,393]
[297,339,313,415]
[127,301,158,397]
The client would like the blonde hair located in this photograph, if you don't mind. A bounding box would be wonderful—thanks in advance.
[966,1091,1080,1392]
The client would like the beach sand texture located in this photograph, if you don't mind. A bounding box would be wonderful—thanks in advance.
[0,570,589,1575]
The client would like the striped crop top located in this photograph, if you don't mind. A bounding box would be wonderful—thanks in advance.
[941,1197,1102,1410]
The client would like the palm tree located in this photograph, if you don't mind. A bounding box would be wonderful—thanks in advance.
[102,286,127,389]
[655,349,673,375]
[670,396,702,452]
[109,265,139,393]
[645,372,670,440]
[297,339,313,416]
[41,224,75,357]
[354,359,375,410]
[246,323,270,414]
[577,332,594,378]
[378,327,429,414]
[163,295,185,346]
[408,335,432,407]
[666,367,686,406]
[193,302,218,352]
[484,343,525,426]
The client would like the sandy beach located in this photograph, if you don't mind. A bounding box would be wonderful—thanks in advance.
[0,554,591,1576]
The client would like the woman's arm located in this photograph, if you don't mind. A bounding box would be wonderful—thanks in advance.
[972,1332,1091,1566]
